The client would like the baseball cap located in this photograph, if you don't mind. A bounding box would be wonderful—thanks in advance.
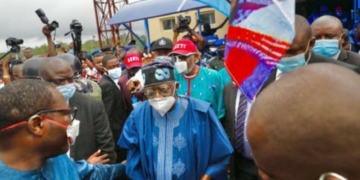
[151,37,173,52]
[124,52,142,69]
[169,39,197,56]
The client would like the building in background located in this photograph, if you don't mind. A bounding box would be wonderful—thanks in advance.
[148,7,228,43]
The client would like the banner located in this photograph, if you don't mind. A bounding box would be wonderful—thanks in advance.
[225,0,295,101]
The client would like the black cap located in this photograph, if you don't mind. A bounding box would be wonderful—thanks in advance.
[57,54,82,78]
[151,37,173,52]
[22,57,43,79]
[142,57,175,86]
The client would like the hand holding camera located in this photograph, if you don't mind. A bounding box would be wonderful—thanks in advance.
[177,15,191,33]
[35,9,59,32]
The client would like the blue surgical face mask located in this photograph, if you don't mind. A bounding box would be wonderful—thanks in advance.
[57,83,76,101]
[108,67,122,80]
[277,53,307,73]
[313,39,340,58]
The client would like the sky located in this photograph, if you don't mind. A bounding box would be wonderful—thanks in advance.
[0,0,144,52]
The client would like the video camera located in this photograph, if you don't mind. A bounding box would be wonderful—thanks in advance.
[0,37,24,61]
[65,20,83,58]
[177,15,191,33]
[6,37,23,54]
[35,9,59,31]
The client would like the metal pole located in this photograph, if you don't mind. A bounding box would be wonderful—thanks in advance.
[197,9,202,33]
[122,23,147,47]
[144,18,151,53]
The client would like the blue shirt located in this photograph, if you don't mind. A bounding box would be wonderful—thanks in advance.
[119,96,233,180]
[0,154,125,180]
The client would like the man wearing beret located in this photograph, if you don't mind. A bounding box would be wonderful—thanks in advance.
[118,57,233,180]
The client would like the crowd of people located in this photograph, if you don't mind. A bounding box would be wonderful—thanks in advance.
[1,4,360,180]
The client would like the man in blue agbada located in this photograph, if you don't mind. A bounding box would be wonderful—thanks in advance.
[119,58,233,180]
[0,79,125,180]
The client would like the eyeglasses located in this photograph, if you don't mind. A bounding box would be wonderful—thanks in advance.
[0,107,78,132]
[172,55,191,62]
[36,107,78,123]
[144,85,174,99]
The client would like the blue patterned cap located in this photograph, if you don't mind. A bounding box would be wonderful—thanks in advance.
[142,57,175,86]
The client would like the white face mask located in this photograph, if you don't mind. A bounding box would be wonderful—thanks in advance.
[209,47,217,52]
[0,83,4,89]
[148,86,176,116]
[319,172,347,180]
[67,119,80,145]
[175,61,187,74]
[174,56,195,74]
[149,96,176,116]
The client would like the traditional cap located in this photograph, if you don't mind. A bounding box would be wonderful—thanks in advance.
[151,37,173,52]
[142,57,175,86]
[124,52,142,69]
[169,39,197,56]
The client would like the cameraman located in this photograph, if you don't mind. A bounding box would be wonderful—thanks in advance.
[42,26,56,57]
[173,23,205,52]
[201,18,229,37]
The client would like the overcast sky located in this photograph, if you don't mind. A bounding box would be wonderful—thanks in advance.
[0,0,144,52]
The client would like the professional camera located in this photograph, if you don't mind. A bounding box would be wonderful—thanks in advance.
[177,15,191,32]
[35,9,59,31]
[5,37,23,53]
[65,20,83,58]
[70,20,83,35]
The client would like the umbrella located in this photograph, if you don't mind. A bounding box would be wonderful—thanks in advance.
[181,0,230,17]
[108,0,207,25]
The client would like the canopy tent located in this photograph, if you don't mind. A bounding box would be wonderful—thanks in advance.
[108,0,207,25]
[107,0,230,50]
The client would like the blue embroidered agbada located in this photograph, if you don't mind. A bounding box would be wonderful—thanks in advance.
[119,96,233,180]
[0,154,125,180]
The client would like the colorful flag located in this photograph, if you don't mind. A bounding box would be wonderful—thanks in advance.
[193,0,231,17]
[225,0,295,101]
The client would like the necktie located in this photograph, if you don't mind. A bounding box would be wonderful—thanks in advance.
[235,93,247,153]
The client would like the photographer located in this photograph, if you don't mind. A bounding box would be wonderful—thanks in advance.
[173,23,205,52]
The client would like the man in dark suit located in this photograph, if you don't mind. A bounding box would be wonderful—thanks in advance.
[99,54,128,163]
[38,57,116,163]
[222,15,358,180]
[311,15,360,67]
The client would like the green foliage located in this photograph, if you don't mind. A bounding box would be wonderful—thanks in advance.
[0,35,148,57]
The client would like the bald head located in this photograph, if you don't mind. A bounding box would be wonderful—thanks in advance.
[248,64,360,180]
[283,15,313,58]
[311,15,344,41]
[39,57,74,86]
